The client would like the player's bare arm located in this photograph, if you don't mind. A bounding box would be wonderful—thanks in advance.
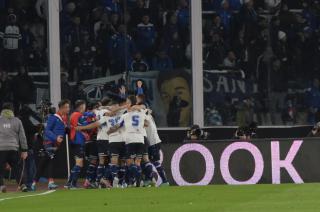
[107,124,121,135]
[76,121,101,131]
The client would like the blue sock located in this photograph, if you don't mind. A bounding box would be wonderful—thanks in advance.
[154,161,168,183]
[104,164,112,181]
[86,164,96,183]
[110,164,119,181]
[71,165,81,186]
[96,165,105,182]
[118,166,126,184]
[128,165,138,184]
[136,165,142,182]
[142,162,153,181]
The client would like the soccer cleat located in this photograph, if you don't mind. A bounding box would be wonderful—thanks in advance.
[64,182,72,189]
[20,184,28,192]
[48,182,58,190]
[159,182,170,187]
[120,182,128,189]
[30,183,36,191]
[0,185,7,193]
[112,177,119,188]
[69,185,80,190]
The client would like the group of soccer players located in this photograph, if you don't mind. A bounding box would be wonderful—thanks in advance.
[34,94,169,190]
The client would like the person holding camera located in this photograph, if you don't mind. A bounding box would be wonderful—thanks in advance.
[307,122,320,137]
[0,102,28,193]
[186,125,209,141]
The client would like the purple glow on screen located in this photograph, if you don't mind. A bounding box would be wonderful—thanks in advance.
[271,140,304,184]
[171,144,214,186]
[220,142,264,185]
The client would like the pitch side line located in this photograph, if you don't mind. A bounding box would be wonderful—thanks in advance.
[0,190,56,202]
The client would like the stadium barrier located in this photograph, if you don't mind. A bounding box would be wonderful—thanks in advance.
[52,137,320,185]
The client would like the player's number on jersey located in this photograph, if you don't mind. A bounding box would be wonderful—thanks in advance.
[108,117,121,127]
[132,115,139,126]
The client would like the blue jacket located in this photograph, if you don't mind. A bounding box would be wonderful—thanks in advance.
[136,23,156,52]
[107,33,136,62]
[44,114,66,143]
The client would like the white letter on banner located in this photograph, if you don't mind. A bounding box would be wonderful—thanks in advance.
[271,140,303,184]
[220,142,264,185]
[171,144,214,186]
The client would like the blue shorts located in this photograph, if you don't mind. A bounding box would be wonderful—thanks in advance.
[71,144,85,159]
[148,143,161,162]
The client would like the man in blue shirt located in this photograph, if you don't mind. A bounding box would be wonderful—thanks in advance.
[136,15,156,57]
[218,0,233,33]
[32,99,70,191]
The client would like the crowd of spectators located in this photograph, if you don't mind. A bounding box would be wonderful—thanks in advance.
[202,0,320,126]
[1,0,320,127]
[60,0,191,81]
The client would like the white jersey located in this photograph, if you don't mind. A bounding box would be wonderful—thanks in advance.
[120,111,147,144]
[95,108,110,140]
[145,114,161,146]
[99,115,123,143]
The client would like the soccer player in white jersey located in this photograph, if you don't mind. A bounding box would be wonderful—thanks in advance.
[144,109,169,186]
[101,98,127,188]
[94,98,111,185]
[108,95,148,187]
[134,94,156,187]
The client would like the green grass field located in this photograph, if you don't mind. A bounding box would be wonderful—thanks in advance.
[0,184,319,212]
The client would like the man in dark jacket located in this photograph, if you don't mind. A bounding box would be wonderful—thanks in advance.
[0,102,28,193]
[12,66,34,111]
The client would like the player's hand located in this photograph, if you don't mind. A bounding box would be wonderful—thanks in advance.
[57,136,64,144]
[21,152,28,160]
[75,126,81,131]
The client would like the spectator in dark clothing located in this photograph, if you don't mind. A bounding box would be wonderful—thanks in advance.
[268,59,288,125]
[176,0,190,44]
[0,71,12,107]
[135,15,156,57]
[204,33,227,69]
[218,0,233,33]
[166,32,186,68]
[152,50,173,72]
[103,0,122,15]
[306,78,320,124]
[12,66,34,111]
[130,0,149,26]
[163,13,179,43]
[73,82,87,102]
[130,52,149,72]
[202,0,223,11]
[107,25,136,74]
[206,15,225,42]
[18,105,37,189]
[72,31,97,80]
[61,72,72,100]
